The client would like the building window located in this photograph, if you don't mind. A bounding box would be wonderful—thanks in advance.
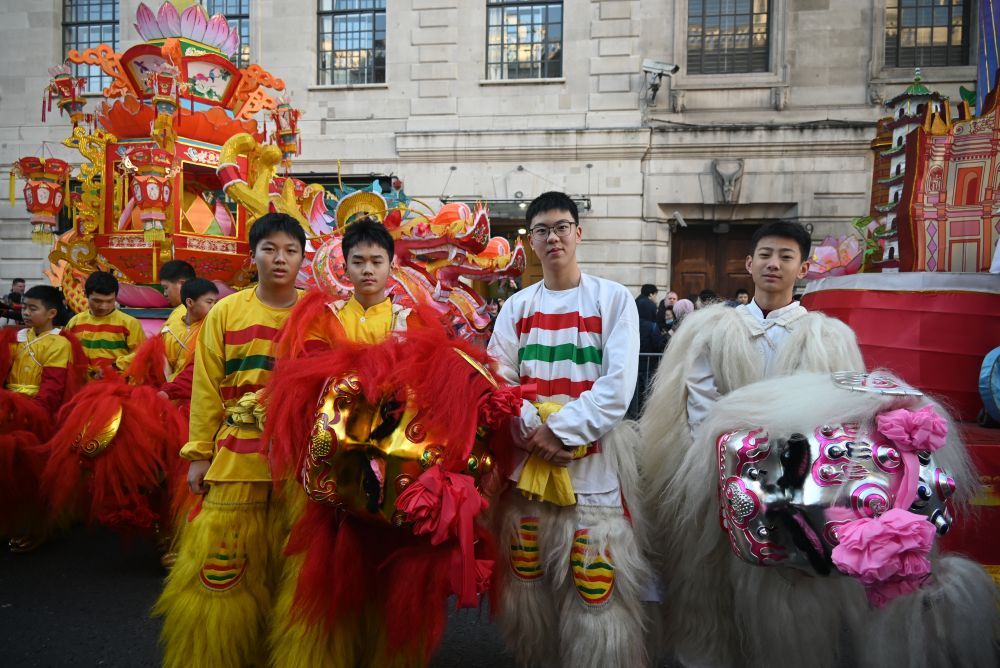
[62,0,119,93]
[318,0,386,85]
[885,0,970,68]
[204,0,251,70]
[486,1,563,80]
[687,0,770,75]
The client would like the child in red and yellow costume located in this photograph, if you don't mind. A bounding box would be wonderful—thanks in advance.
[264,220,521,667]
[0,285,86,551]
[64,270,145,379]
[153,213,307,668]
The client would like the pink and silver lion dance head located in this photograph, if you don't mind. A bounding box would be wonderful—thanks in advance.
[717,372,955,586]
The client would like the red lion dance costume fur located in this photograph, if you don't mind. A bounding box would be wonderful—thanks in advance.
[264,323,521,666]
[39,335,189,538]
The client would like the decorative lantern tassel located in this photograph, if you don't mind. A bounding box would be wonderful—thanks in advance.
[9,169,15,208]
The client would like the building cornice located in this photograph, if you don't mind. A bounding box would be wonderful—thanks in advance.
[644,119,877,157]
[394,128,652,162]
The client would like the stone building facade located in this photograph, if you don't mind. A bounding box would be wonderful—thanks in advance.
[0,0,978,296]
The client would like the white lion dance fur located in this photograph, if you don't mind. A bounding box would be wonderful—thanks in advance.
[646,371,999,668]
[493,422,652,668]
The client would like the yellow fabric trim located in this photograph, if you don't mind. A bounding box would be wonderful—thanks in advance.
[7,383,39,396]
[516,402,589,507]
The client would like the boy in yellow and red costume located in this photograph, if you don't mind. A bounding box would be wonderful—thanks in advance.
[0,285,86,551]
[264,219,521,666]
[65,270,145,379]
[153,213,307,668]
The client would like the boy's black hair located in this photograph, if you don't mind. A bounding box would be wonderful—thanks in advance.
[525,191,579,226]
[698,289,718,303]
[12,278,25,285]
[640,283,658,298]
[750,221,812,261]
[342,217,395,262]
[159,259,196,283]
[735,288,749,297]
[85,271,119,296]
[24,285,63,312]
[249,212,306,253]
[181,277,219,304]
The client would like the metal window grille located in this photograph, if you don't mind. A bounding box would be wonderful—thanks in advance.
[486,1,563,80]
[885,0,970,68]
[204,0,251,70]
[687,0,770,75]
[62,0,119,93]
[317,0,387,85]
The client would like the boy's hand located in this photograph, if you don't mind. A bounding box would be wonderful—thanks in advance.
[526,424,573,467]
[187,460,211,495]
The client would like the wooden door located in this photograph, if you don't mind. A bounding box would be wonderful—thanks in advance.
[670,224,758,300]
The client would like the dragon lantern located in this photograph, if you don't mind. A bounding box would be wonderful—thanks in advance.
[11,0,522,339]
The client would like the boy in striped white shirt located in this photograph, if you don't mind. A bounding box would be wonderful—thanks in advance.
[488,192,650,667]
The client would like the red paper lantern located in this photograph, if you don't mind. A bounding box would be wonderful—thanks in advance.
[46,65,87,126]
[14,157,70,244]
[269,95,302,166]
[124,146,175,242]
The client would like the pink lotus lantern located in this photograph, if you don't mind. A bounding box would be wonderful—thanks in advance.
[269,94,302,167]
[46,64,87,126]
[11,157,71,244]
[124,146,175,242]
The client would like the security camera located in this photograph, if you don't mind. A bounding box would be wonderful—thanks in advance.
[642,59,680,76]
[672,211,687,228]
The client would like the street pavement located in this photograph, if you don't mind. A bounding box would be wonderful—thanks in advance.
[0,526,516,667]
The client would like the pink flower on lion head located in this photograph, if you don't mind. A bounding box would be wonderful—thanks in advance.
[875,405,947,453]
[831,508,935,607]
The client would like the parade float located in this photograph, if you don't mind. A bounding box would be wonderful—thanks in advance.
[801,70,1000,581]
[9,0,524,342]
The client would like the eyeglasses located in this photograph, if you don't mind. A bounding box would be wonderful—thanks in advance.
[528,221,576,241]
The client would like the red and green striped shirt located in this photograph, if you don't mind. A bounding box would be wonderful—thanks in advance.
[180,287,299,483]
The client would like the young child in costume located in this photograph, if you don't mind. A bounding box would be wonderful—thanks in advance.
[487,192,652,667]
[265,219,517,667]
[155,277,218,406]
[114,259,196,377]
[64,271,145,378]
[153,213,305,668]
[638,221,866,662]
[656,370,999,668]
[0,285,86,551]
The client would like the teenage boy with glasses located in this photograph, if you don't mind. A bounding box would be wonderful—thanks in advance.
[487,191,650,667]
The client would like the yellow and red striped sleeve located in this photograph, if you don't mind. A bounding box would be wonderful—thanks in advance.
[181,299,227,463]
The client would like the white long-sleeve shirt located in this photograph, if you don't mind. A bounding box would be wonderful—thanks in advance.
[487,274,640,494]
[685,299,808,428]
